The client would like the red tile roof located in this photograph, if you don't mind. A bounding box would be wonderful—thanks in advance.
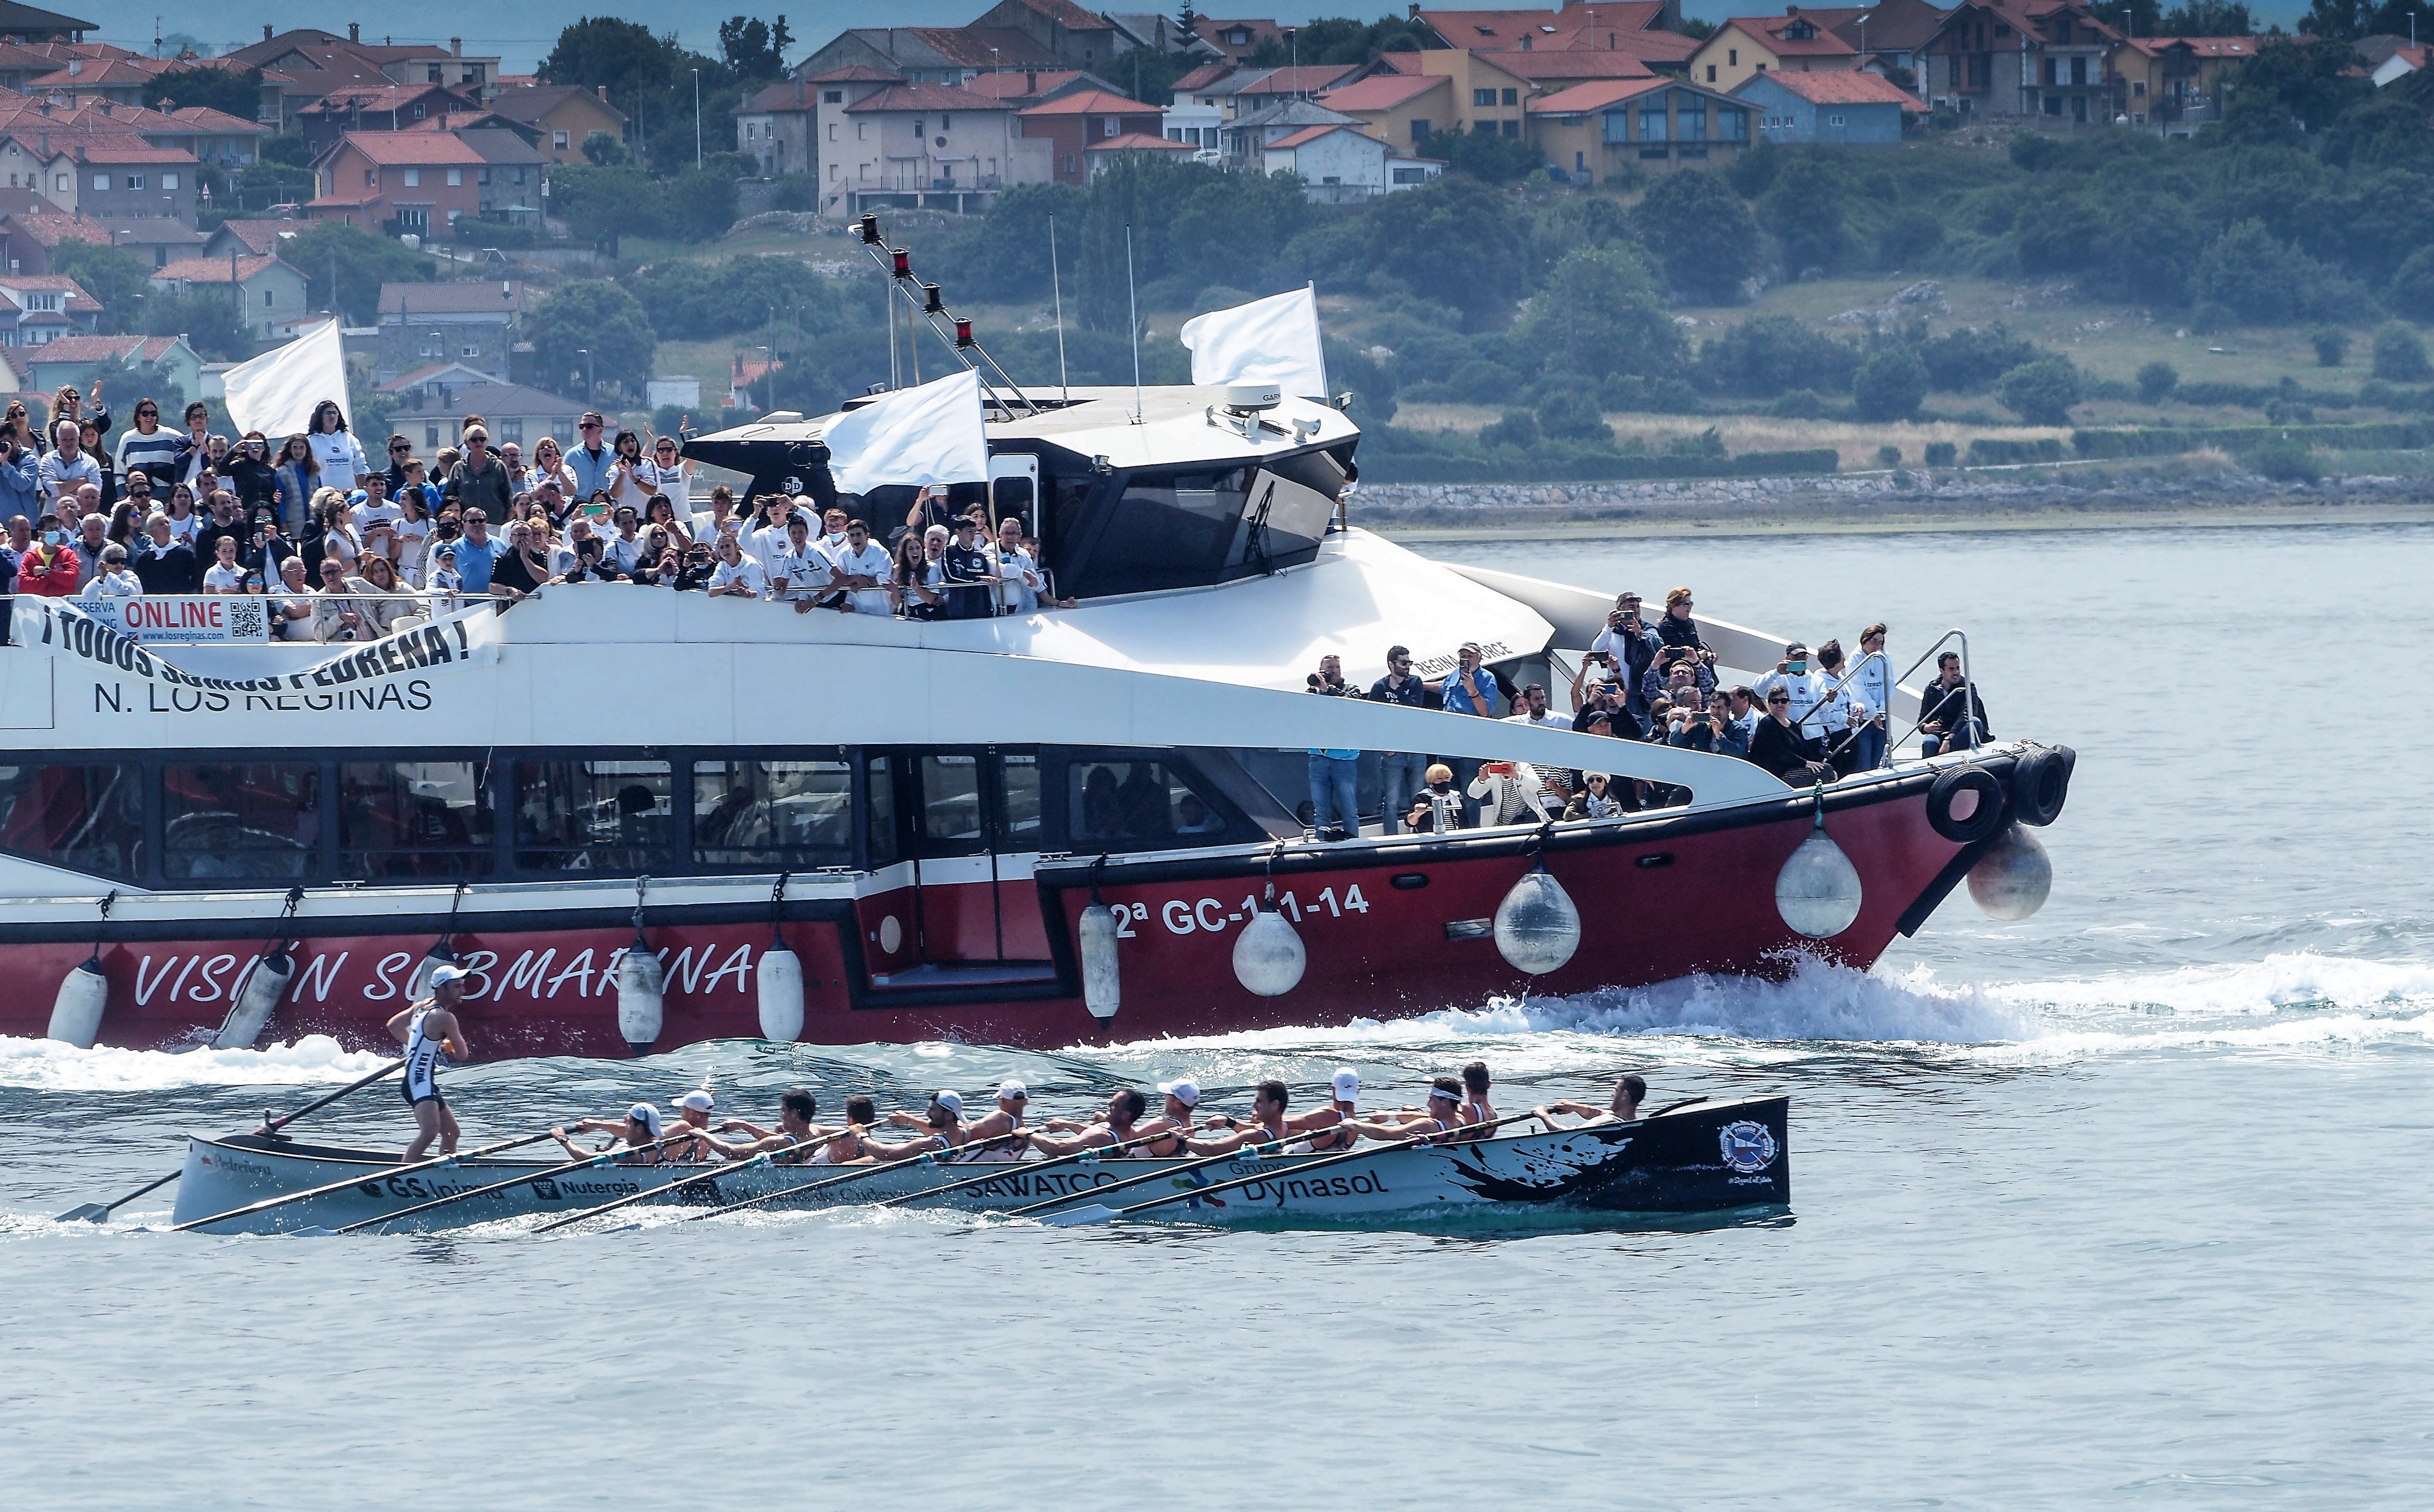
[328,130,487,166]
[1319,73,1451,111]
[1173,63,1236,92]
[1017,88,1154,116]
[0,273,101,313]
[29,58,167,89]
[1495,50,1662,81]
[963,69,1089,100]
[1744,68,1927,105]
[1233,64,1364,95]
[904,26,1062,69]
[1088,131,1198,151]
[2115,34,2264,59]
[22,334,181,365]
[844,82,1010,114]
[154,254,285,284]
[1719,15,1861,58]
[211,218,299,254]
[1526,76,1673,111]
[803,65,904,84]
[1014,0,1111,30]
[1265,122,1385,150]
[70,142,199,165]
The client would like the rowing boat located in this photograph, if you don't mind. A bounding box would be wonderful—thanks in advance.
[167,1095,1789,1234]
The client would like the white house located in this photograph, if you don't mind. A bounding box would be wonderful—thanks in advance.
[2372,46,2425,87]
[1259,123,1442,203]
[1162,95,1224,157]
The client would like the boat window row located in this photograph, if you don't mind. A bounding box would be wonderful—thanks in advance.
[0,746,1280,890]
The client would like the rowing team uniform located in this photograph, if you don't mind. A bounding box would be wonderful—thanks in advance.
[954,1110,1025,1162]
[401,1008,446,1107]
[804,1131,865,1166]
[1286,1106,1358,1155]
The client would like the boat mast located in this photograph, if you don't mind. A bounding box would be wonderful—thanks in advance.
[852,215,1038,416]
[1049,214,1070,404]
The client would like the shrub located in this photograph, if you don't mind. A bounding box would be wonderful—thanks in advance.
[2372,324,2432,382]
[1852,345,1929,422]
[2389,246,2434,320]
[1630,170,1765,305]
[1666,427,1727,458]
[1698,316,1859,398]
[1535,390,1613,444]
[2248,438,2322,481]
[1480,409,1541,448]
[2136,360,2180,404]
[1770,388,1829,418]
[2311,328,2349,367]
[1599,374,1705,413]
[1997,357,2084,425]
[1924,440,1958,468]
[1920,325,2045,393]
[2189,220,2343,325]
[1875,444,1903,468]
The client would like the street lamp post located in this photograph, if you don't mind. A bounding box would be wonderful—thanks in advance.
[691,68,702,169]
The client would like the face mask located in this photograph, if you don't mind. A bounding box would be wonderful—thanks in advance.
[1789,661,1807,674]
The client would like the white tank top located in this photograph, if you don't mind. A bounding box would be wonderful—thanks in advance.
[402,1008,444,1100]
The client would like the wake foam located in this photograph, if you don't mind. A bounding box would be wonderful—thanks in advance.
[1984,952,2434,1021]
[0,1033,389,1092]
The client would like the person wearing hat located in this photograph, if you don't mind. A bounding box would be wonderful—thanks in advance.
[1754,643,1828,733]
[1187,1078,1294,1156]
[1127,1080,1202,1158]
[1278,1069,1363,1154]
[1027,1088,1152,1159]
[644,1088,721,1161]
[426,542,465,598]
[697,1089,836,1165]
[1347,1077,1470,1146]
[1404,763,1468,835]
[864,1090,974,1163]
[949,1079,1031,1162]
[386,963,473,1160]
[552,1103,671,1165]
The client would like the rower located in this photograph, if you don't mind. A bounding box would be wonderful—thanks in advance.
[1347,1077,1468,1145]
[1279,1068,1361,1154]
[1129,1080,1201,1158]
[1534,1075,1647,1131]
[551,1103,669,1164]
[809,1096,879,1165]
[1450,1060,1496,1142]
[864,1090,969,1163]
[1026,1089,1147,1158]
[954,1079,1030,1163]
[387,963,471,1160]
[702,1089,825,1162]
[569,1088,716,1160]
[1186,1079,1292,1156]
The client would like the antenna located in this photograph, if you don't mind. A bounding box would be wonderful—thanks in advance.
[851,214,1037,414]
[1126,223,1143,426]
[1048,213,1070,403]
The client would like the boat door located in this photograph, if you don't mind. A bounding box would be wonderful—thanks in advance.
[894,748,1049,971]
[989,452,1040,609]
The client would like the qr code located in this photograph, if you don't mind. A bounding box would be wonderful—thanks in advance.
[224,599,269,639]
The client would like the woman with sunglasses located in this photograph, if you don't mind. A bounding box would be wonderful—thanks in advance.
[352,552,426,634]
[113,397,185,491]
[524,435,577,500]
[184,430,233,490]
[271,433,319,535]
[606,429,652,517]
[391,479,434,587]
[642,432,693,521]
[642,492,693,549]
[306,398,368,492]
[1747,686,1838,786]
[161,481,200,545]
[301,487,362,574]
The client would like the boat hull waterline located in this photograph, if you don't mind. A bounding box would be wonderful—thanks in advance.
[167,1096,1790,1233]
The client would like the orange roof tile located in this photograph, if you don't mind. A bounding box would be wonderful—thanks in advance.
[1319,74,1451,112]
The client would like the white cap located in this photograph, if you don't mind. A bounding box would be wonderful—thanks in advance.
[997,1079,1028,1102]
[1427,1085,1462,1104]
[1331,1069,1360,1100]
[428,963,467,986]
[628,1102,664,1135]
[931,1090,963,1118]
[1157,1079,1201,1108]
[679,1090,714,1112]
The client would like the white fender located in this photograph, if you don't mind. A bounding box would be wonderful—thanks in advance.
[1078,903,1122,1022]
[211,950,294,1051]
[1232,904,1307,997]
[1776,829,1864,939]
[1493,863,1582,974]
[616,948,666,1055]
[1967,822,2053,922]
[756,946,806,1042]
[46,958,109,1048]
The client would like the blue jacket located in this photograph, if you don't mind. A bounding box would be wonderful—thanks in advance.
[0,443,38,523]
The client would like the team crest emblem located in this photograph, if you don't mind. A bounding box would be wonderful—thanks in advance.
[1718,1121,1778,1174]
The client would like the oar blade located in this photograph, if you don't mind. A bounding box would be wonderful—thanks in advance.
[53,1203,112,1223]
[1035,1204,1122,1228]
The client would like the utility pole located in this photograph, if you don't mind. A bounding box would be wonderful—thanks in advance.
[691,69,702,169]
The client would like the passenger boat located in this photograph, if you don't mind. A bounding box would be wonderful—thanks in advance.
[166,1094,1790,1234]
[0,271,2071,1058]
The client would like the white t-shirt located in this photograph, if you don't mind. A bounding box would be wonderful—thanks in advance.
[391,514,431,586]
[275,596,315,640]
[307,430,367,491]
[822,541,894,615]
[991,546,1039,613]
[1806,679,1873,741]
[765,547,829,600]
[163,509,200,545]
[602,531,646,574]
[351,500,404,562]
[1849,647,1893,725]
[81,567,141,598]
[1502,711,1570,730]
[708,557,767,597]
[203,561,246,593]
[1754,669,1829,733]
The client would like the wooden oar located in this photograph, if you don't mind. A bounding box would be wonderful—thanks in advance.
[56,1060,405,1223]
[999,1128,1295,1219]
[528,1140,812,1235]
[684,1126,1031,1223]
[1034,1110,1545,1227]
[870,1124,1193,1210]
[169,1129,560,1234]
[331,1128,702,1234]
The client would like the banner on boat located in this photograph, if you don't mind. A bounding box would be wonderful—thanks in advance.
[68,594,275,643]
[13,596,502,715]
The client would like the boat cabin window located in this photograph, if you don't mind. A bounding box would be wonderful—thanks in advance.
[917,753,984,847]
[1068,759,1229,849]
[865,755,898,867]
[692,758,851,869]
[1001,752,1042,849]
[1051,448,1346,599]
[514,759,672,873]
[161,760,318,881]
[0,762,143,880]
[339,760,494,878]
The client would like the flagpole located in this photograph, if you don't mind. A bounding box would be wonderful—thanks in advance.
[1049,214,1070,404]
[1125,223,1143,426]
[1309,279,1327,402]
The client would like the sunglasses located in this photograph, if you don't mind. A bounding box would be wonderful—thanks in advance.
[580,421,602,430]
[391,442,411,452]
[1768,696,1790,705]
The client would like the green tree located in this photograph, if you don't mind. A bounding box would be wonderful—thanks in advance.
[541,18,696,101]
[1630,170,1764,304]
[143,63,264,119]
[527,279,658,398]
[2372,323,2431,381]
[2222,39,2369,134]
[662,165,743,238]
[1997,357,2083,425]
[2136,360,2180,402]
[1414,128,1544,184]
[259,133,314,168]
[2389,245,2434,317]
[141,289,254,363]
[2159,0,2253,31]
[629,254,840,337]
[1698,316,1859,397]
[282,222,433,325]
[582,129,630,167]
[47,241,154,334]
[2310,330,2347,367]
[1363,175,1528,324]
[1239,15,1431,66]
[1516,246,1684,381]
[1852,345,1929,422]
[718,15,794,83]
[550,164,660,252]
[2188,220,2340,324]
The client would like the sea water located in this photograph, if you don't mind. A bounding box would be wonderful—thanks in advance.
[3,521,2430,1509]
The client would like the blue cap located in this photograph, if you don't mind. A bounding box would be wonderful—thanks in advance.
[346,489,367,505]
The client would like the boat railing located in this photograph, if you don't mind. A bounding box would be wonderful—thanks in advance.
[1821,628,1984,765]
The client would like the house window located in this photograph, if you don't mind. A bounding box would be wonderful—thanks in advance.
[2043,95,2061,114]
[1604,109,1630,143]
[1472,88,1495,106]
[92,172,108,189]
[501,419,523,442]
[162,172,178,189]
[478,166,491,184]
[1679,103,1707,141]
[1392,165,1427,183]
[263,288,274,306]
[857,122,868,140]
[2072,57,2088,86]
[1729,48,1739,65]
[2133,80,2147,96]
[822,90,842,103]
[1410,117,1430,140]
[413,102,427,119]
[1830,113,1845,125]
[426,424,440,448]
[427,63,441,82]
[404,168,420,186]
[365,167,377,186]
[553,130,569,149]
[53,174,65,191]
[462,344,480,358]
[1102,117,1119,138]
[1707,64,1718,82]
[1500,88,1518,105]
[1500,119,1518,137]
[446,168,463,186]
[1720,106,1748,141]
[126,173,144,189]
[1639,102,1667,141]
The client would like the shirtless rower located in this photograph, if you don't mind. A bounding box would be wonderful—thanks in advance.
[1449,1060,1497,1143]
[1534,1074,1647,1131]
[1025,1089,1148,1158]
[1186,1079,1293,1156]
[1276,1068,1362,1154]
[571,1088,718,1161]
[387,963,472,1159]
[550,1103,670,1165]
[1346,1077,1469,1145]
[953,1080,1031,1163]
[863,1090,969,1163]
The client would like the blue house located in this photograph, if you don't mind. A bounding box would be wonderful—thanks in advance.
[1732,70,1922,146]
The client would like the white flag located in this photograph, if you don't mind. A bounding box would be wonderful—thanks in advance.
[824,368,989,496]
[1178,286,1327,399]
[222,316,350,439]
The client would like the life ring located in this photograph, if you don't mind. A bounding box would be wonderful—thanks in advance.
[1927,765,2007,844]
[2010,748,2072,827]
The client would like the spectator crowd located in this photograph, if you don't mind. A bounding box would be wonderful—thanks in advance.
[0,396,1070,644]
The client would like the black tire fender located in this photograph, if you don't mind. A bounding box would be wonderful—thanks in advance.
[1927,765,2008,844]
[2010,748,2071,827]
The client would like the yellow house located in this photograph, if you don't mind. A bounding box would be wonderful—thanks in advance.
[1528,76,1755,183]
[1317,72,1457,149]
[1416,49,1537,138]
[2107,35,2259,127]
[1686,10,1862,95]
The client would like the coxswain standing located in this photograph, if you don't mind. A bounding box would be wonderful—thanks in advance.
[863,1090,969,1163]
[387,963,471,1160]
[1186,1079,1293,1156]
[551,1103,669,1164]
[1025,1089,1148,1158]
